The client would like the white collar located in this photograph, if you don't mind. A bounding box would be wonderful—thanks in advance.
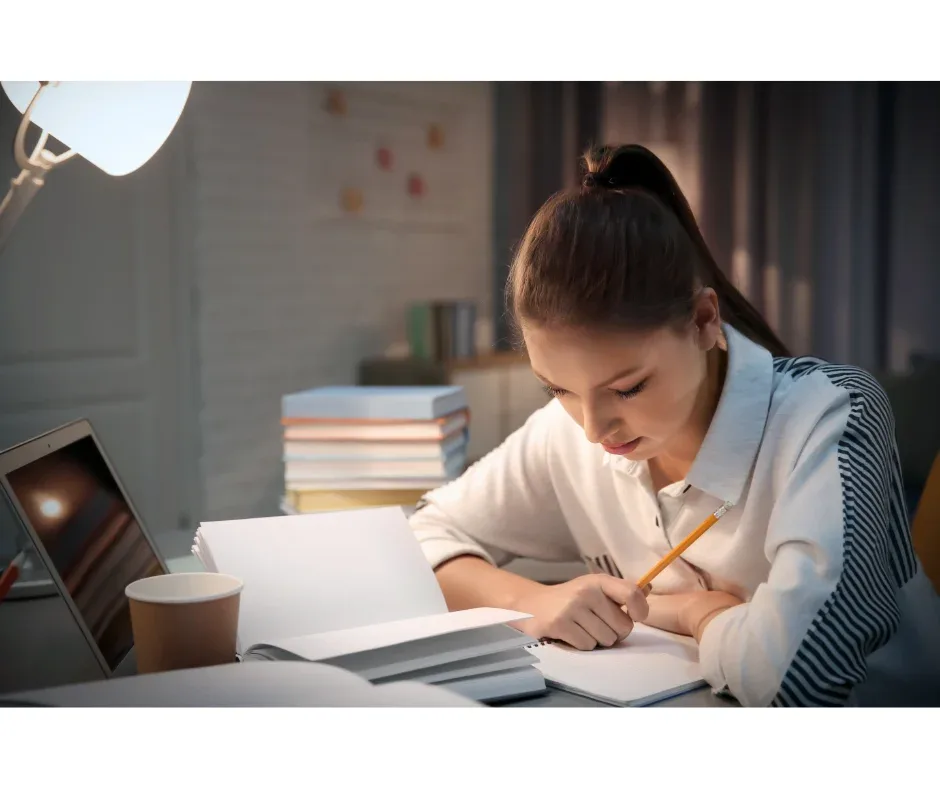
[687,323,773,503]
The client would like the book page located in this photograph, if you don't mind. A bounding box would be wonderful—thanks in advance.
[196,507,447,650]
[381,647,539,685]
[253,608,529,663]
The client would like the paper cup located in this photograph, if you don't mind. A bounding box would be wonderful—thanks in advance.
[125,572,243,674]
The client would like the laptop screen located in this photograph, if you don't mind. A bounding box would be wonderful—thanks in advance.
[4,435,165,672]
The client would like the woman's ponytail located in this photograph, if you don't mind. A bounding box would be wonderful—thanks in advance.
[583,145,790,357]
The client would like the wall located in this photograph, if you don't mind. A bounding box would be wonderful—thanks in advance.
[188,82,494,521]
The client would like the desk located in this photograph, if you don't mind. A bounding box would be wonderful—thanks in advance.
[0,592,732,707]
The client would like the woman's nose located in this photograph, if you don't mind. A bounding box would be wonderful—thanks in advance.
[581,402,620,445]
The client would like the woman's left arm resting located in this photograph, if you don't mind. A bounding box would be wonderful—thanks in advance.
[696,382,918,707]
[644,590,743,641]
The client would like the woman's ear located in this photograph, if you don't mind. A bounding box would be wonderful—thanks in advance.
[692,288,722,351]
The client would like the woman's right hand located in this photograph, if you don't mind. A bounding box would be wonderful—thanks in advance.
[510,574,650,650]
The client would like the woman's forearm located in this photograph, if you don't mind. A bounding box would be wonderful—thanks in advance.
[434,555,545,611]
[644,590,743,642]
[643,593,687,635]
[435,560,743,645]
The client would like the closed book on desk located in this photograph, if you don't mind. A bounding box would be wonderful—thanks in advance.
[525,624,706,706]
[192,507,546,704]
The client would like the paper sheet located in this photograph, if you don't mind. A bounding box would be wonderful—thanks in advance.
[531,623,704,705]
[256,607,530,662]
[195,507,448,650]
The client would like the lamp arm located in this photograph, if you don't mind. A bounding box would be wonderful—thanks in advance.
[0,81,77,255]
[0,168,47,254]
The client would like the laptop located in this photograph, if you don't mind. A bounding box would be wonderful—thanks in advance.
[0,419,170,679]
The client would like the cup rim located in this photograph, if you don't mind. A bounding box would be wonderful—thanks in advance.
[125,571,244,605]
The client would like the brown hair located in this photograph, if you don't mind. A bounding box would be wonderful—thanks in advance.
[508,144,789,357]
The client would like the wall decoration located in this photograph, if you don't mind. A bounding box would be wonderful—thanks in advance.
[427,123,445,150]
[324,89,348,116]
[340,187,364,213]
[406,173,425,198]
[376,145,394,171]
[310,84,466,228]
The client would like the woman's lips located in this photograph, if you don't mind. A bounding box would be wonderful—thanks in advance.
[602,438,642,455]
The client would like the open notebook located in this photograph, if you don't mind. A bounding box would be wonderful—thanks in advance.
[192,507,547,704]
[526,623,706,706]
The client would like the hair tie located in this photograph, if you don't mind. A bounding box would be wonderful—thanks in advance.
[582,171,617,190]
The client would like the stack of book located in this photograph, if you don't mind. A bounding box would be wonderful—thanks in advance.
[281,385,469,513]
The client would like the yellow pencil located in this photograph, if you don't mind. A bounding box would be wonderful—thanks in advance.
[636,501,734,589]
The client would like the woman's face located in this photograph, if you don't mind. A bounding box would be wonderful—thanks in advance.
[521,292,722,463]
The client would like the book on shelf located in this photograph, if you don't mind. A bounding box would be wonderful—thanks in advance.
[407,300,477,363]
[191,507,546,704]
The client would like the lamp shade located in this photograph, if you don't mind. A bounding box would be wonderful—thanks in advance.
[1,81,192,176]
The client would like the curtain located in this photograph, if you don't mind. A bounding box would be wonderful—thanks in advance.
[699,82,895,370]
[492,82,603,349]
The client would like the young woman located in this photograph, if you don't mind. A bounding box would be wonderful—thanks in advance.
[409,144,940,707]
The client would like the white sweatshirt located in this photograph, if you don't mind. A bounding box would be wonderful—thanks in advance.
[409,323,940,707]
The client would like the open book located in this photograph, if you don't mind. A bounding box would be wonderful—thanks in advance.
[192,507,546,704]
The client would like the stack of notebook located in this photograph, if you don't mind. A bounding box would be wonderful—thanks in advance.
[281,385,470,513]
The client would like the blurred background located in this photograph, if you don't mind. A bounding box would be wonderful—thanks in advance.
[2,81,939,566]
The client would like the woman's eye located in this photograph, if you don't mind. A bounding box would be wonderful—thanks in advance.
[542,380,646,400]
[614,380,647,400]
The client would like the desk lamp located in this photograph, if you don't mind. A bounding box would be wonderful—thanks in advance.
[0,80,191,252]
[0,81,192,598]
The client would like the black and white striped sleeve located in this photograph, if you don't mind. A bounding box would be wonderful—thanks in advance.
[697,369,917,706]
